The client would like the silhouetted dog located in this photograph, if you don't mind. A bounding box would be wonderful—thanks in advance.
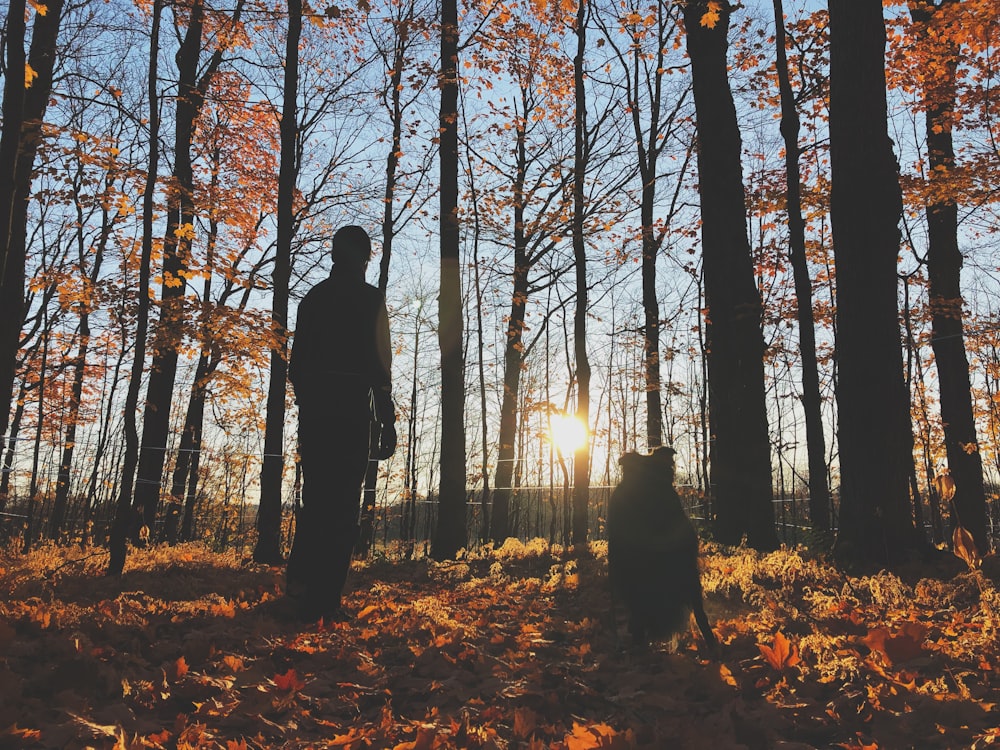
[607,446,718,650]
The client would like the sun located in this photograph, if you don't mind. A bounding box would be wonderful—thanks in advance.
[548,413,588,455]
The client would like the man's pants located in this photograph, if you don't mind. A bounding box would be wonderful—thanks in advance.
[286,397,370,617]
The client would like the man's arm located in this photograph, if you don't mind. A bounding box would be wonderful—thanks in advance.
[371,294,394,424]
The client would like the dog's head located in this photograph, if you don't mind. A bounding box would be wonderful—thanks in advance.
[618,446,677,482]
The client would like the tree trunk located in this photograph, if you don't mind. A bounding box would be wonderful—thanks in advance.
[23,323,49,553]
[772,0,831,533]
[909,0,989,553]
[164,348,211,544]
[49,322,89,541]
[0,0,65,447]
[108,0,163,576]
[683,1,778,550]
[571,0,592,549]
[357,16,408,556]
[0,0,28,442]
[829,0,922,566]
[490,109,532,543]
[254,0,301,564]
[0,383,26,509]
[134,0,227,537]
[431,0,468,560]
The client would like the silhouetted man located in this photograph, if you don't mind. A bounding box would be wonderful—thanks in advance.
[287,225,396,622]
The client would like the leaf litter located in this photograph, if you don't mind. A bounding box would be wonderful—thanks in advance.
[0,539,997,749]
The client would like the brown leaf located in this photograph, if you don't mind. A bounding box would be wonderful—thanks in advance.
[933,470,956,503]
[862,623,928,666]
[273,668,305,693]
[952,524,981,570]
[757,631,800,670]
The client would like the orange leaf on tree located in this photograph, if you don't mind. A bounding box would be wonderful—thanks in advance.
[699,1,721,28]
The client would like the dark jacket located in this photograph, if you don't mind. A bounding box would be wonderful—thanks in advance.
[288,265,392,414]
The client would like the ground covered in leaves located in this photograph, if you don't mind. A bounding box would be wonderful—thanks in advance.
[0,539,998,749]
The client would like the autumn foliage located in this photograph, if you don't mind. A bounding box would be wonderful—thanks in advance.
[0,541,998,749]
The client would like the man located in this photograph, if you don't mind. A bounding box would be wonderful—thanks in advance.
[286,225,396,622]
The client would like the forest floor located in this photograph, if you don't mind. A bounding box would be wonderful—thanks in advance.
[0,539,998,750]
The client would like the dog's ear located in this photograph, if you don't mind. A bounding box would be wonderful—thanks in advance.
[649,446,676,465]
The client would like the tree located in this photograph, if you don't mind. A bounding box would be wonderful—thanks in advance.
[477,0,575,542]
[254,0,302,564]
[771,0,831,533]
[596,0,692,452]
[133,0,243,538]
[570,0,592,548]
[682,0,778,550]
[907,0,989,553]
[431,0,468,559]
[829,0,923,566]
[0,0,66,447]
[358,0,435,556]
[109,0,164,575]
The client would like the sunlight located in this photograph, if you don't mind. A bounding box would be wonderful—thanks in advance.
[548,413,588,455]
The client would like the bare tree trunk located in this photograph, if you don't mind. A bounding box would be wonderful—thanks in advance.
[683,0,778,550]
[23,322,49,553]
[358,12,410,555]
[109,0,163,576]
[431,0,468,560]
[134,0,236,536]
[772,0,831,533]
[254,0,301,564]
[571,0,592,549]
[164,349,210,544]
[909,0,989,553]
[0,383,26,509]
[829,0,922,566]
[0,0,66,450]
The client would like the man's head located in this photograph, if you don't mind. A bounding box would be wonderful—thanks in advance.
[331,225,372,268]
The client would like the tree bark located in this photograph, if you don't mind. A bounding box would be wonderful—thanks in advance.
[0,0,65,447]
[683,1,778,550]
[134,0,235,537]
[772,0,831,533]
[431,0,468,560]
[109,0,163,576]
[909,0,989,553]
[571,0,592,549]
[254,0,301,564]
[829,0,923,566]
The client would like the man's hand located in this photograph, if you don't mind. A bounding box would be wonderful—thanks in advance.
[375,421,397,460]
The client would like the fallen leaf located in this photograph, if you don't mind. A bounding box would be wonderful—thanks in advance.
[953,524,981,570]
[273,668,305,693]
[862,623,928,666]
[758,631,800,670]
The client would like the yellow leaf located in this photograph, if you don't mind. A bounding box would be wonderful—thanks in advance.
[934,469,956,503]
[953,524,981,570]
[25,62,37,89]
[758,631,800,670]
[28,0,47,15]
